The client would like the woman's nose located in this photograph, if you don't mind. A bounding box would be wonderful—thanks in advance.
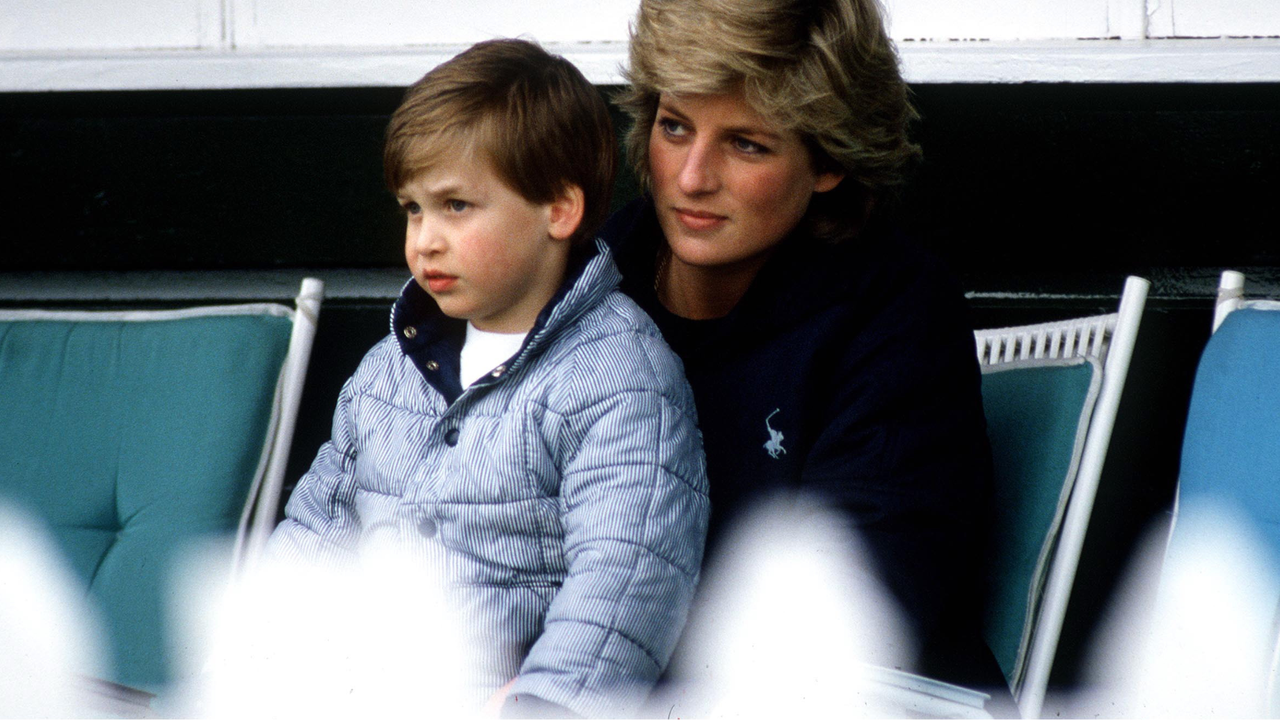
[676,141,719,195]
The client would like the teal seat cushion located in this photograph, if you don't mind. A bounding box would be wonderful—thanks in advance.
[1175,307,1280,574]
[979,357,1099,688]
[0,311,293,690]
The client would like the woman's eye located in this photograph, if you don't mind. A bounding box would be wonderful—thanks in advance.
[445,199,469,212]
[732,137,768,155]
[657,117,688,138]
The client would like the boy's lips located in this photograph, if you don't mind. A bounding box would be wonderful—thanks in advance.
[423,272,457,293]
[674,207,727,232]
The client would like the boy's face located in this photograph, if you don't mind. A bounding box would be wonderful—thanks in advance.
[398,154,572,333]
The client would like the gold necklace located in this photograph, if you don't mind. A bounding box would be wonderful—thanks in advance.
[653,245,672,299]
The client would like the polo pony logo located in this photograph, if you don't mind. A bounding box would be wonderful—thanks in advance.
[764,408,786,459]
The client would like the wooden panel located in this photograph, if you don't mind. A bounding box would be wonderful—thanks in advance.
[0,0,222,51]
[4,0,1280,57]
[884,0,1111,40]
[1164,0,1280,38]
[230,0,635,47]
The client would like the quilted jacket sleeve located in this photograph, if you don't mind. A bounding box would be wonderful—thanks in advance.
[508,332,710,718]
[264,375,361,564]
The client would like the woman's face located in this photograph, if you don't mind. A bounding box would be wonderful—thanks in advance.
[648,90,843,275]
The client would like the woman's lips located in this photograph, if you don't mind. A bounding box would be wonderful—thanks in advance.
[424,273,457,293]
[674,208,727,232]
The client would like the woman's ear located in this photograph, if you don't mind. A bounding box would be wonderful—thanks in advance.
[814,171,844,194]
[547,184,585,241]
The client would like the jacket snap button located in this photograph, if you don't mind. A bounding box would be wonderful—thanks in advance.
[426,360,440,371]
[444,427,460,446]
[491,364,506,378]
[403,326,418,339]
[418,517,437,538]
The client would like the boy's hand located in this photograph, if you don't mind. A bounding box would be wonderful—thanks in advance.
[481,679,517,717]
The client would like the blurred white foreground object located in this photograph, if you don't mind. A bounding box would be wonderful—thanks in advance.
[178,546,474,718]
[1086,503,1279,718]
[671,495,982,718]
[1080,270,1280,718]
[0,502,108,718]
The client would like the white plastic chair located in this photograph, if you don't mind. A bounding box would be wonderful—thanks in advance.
[974,275,1149,719]
[1212,269,1248,332]
[237,277,325,566]
[1154,270,1280,717]
[0,276,323,690]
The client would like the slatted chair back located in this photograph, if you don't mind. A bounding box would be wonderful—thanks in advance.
[975,276,1148,718]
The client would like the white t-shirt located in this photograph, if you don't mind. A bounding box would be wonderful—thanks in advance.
[459,323,528,388]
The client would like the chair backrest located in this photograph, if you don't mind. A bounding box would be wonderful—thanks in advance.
[1161,270,1280,713]
[1176,271,1280,540]
[974,275,1148,718]
[0,277,322,691]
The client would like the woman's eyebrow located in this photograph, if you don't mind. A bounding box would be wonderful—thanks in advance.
[656,100,691,121]
[658,101,782,141]
[725,125,781,141]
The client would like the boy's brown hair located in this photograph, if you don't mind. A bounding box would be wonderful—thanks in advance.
[385,38,616,247]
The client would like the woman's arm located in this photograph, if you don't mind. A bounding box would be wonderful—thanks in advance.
[799,261,995,683]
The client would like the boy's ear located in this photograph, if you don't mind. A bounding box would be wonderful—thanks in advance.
[547,184,585,242]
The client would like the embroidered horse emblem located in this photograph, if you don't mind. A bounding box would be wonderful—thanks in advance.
[764,408,787,459]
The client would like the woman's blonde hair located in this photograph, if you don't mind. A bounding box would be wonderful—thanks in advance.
[618,0,920,242]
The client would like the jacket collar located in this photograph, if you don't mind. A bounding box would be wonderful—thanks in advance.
[391,237,622,404]
[605,196,879,345]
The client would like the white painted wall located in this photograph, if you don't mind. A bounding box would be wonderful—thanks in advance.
[7,0,1280,52]
[2,0,1279,88]
[887,0,1116,41]
[2,0,223,51]
[1153,0,1280,38]
[231,0,634,47]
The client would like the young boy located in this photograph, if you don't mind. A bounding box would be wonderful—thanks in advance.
[267,39,709,718]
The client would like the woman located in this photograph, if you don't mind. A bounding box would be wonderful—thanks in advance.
[603,0,1004,704]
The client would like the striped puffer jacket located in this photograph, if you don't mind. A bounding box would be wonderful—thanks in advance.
[267,241,710,717]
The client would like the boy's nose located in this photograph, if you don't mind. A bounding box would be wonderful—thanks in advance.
[408,221,446,254]
[676,141,720,195]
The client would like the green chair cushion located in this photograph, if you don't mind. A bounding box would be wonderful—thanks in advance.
[979,357,1100,688]
[0,311,293,690]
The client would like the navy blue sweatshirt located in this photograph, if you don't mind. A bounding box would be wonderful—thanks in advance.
[604,197,1002,693]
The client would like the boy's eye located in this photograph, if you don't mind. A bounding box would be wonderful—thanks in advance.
[445,199,469,213]
[400,200,422,215]
[656,117,688,138]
